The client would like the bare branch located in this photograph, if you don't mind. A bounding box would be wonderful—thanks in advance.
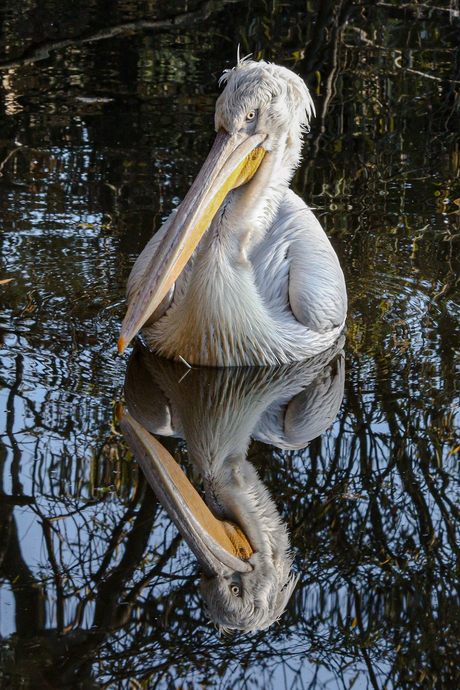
[0,0,243,71]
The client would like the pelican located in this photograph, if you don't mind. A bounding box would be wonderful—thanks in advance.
[119,340,345,631]
[118,58,347,366]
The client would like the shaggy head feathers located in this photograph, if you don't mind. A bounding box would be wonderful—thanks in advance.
[215,59,315,148]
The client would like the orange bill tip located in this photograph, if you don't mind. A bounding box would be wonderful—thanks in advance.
[115,402,124,421]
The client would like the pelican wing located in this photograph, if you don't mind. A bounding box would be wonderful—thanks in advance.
[251,189,347,337]
[287,207,347,334]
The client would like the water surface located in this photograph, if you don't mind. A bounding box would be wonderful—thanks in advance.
[1,1,460,688]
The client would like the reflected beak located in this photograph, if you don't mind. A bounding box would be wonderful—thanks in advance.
[118,129,266,354]
[118,407,253,577]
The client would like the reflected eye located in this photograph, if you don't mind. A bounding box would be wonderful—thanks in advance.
[246,110,256,122]
[230,584,241,596]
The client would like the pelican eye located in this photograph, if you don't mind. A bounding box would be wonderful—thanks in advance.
[230,583,241,596]
[245,110,256,122]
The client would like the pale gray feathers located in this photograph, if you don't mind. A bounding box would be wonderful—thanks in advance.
[126,58,347,366]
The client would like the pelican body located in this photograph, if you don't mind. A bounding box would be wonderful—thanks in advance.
[118,59,347,366]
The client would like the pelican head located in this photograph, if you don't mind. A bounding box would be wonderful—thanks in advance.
[118,59,315,355]
[215,57,314,166]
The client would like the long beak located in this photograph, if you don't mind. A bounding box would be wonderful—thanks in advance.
[118,130,266,354]
[118,407,253,577]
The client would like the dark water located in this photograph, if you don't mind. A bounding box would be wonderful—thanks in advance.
[1,1,460,688]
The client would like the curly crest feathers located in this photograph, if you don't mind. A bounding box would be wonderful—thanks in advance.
[217,58,315,133]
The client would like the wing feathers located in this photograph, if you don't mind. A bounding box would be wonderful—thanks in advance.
[287,211,347,333]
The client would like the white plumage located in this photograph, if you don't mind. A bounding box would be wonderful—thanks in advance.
[120,59,347,366]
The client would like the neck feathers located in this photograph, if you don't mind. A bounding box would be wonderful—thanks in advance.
[142,139,303,366]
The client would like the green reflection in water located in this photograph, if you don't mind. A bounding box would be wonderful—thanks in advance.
[0,1,460,688]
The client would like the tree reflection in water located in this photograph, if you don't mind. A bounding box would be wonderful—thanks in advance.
[0,0,460,688]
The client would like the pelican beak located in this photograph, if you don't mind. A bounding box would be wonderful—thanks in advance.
[118,129,266,354]
[118,407,253,577]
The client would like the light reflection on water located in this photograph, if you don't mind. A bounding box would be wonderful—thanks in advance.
[0,1,460,688]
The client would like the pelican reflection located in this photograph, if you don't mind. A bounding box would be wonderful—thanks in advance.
[119,339,345,632]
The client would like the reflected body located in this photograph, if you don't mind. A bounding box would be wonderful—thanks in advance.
[120,341,345,631]
[119,59,347,366]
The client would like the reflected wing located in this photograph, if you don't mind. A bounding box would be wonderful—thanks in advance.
[283,354,345,447]
[253,350,345,449]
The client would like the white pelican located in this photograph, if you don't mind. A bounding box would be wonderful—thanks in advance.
[118,58,347,366]
[119,339,345,631]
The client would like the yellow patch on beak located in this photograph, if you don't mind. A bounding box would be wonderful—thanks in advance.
[220,522,253,560]
[234,147,266,187]
[197,147,265,241]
